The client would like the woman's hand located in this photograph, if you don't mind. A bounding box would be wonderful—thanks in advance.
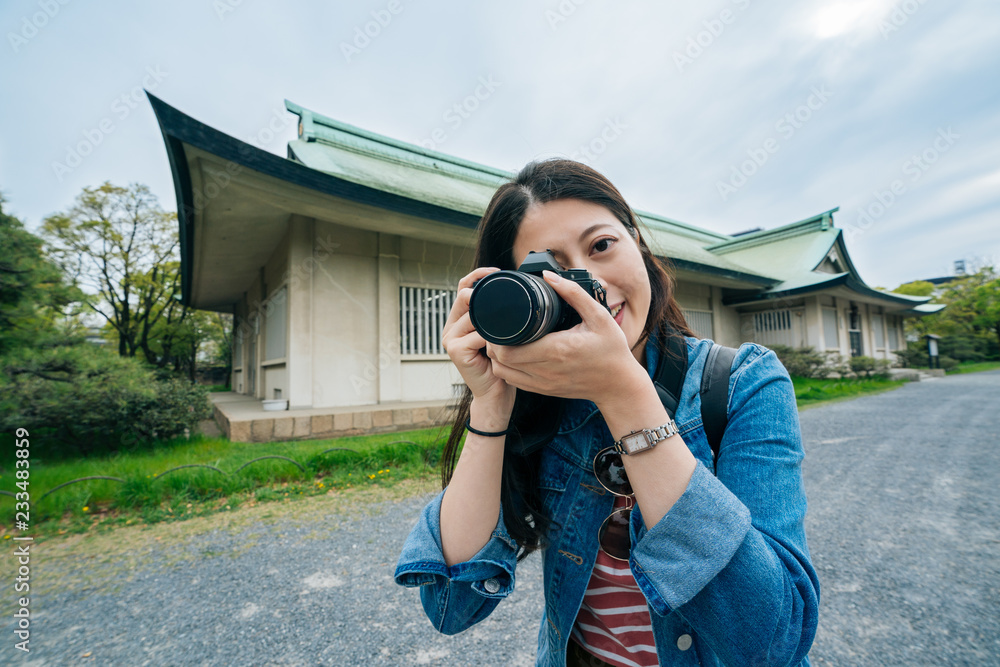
[442,268,517,420]
[486,270,648,407]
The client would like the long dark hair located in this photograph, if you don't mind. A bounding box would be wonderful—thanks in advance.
[441,159,693,558]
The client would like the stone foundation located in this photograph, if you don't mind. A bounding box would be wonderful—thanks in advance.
[210,394,454,443]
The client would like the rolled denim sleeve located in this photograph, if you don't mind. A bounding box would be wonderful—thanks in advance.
[394,490,520,635]
[629,345,820,666]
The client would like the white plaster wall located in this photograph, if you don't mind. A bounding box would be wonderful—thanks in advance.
[400,360,464,402]
[713,287,743,347]
[263,365,287,401]
[312,221,379,408]
[673,280,712,311]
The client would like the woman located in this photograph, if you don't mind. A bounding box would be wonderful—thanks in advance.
[395,159,819,666]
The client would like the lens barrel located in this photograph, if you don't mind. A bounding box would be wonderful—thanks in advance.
[468,271,562,345]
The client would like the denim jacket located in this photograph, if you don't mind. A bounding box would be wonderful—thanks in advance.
[395,337,820,666]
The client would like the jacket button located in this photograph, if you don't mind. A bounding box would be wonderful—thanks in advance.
[677,634,693,651]
[483,578,500,594]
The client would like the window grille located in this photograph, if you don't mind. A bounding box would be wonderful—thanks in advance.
[683,309,714,340]
[754,310,792,333]
[400,286,456,355]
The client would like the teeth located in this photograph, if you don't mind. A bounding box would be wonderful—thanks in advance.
[610,304,623,318]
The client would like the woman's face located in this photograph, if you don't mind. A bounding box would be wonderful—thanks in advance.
[512,198,652,362]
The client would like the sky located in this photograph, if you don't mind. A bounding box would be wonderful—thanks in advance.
[1,0,998,290]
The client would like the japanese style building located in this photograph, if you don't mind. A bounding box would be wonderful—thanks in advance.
[148,93,942,442]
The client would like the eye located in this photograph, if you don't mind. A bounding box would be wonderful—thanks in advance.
[592,237,617,254]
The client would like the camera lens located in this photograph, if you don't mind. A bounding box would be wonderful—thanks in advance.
[469,271,562,345]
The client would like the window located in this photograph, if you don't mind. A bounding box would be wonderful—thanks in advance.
[683,309,714,340]
[888,316,900,350]
[872,314,885,350]
[264,286,287,361]
[401,286,456,355]
[754,310,792,332]
[822,308,839,350]
[233,317,244,369]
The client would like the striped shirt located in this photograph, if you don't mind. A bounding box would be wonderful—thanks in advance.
[572,495,659,667]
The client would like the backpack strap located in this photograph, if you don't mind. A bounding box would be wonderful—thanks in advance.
[700,344,738,465]
[652,331,688,419]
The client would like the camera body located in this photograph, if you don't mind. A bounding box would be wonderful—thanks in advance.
[468,250,609,345]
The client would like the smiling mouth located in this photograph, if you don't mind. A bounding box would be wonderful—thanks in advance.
[610,303,624,322]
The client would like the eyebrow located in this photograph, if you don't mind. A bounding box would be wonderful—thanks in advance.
[579,223,617,242]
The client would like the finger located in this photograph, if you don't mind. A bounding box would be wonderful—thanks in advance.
[457,266,502,291]
[444,286,475,329]
[445,312,484,349]
[446,268,503,329]
[487,355,537,390]
[542,270,611,325]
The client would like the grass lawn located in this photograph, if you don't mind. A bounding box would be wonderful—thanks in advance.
[1,426,450,541]
[2,374,916,541]
[946,361,1000,375]
[792,376,905,409]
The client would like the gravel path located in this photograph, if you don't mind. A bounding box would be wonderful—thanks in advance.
[4,370,999,666]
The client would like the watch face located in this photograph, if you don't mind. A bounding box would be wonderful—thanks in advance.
[622,432,648,455]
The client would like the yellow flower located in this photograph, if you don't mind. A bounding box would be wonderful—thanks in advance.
[83,506,90,512]
[369,474,376,479]
[3,535,10,540]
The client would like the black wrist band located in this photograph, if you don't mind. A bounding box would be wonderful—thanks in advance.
[465,418,510,438]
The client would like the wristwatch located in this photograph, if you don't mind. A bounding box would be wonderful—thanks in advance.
[613,419,679,456]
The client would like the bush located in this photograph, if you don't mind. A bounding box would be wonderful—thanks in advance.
[937,334,998,362]
[0,343,212,459]
[937,355,959,371]
[769,345,828,379]
[898,335,1000,368]
[822,352,851,378]
[848,355,892,379]
[896,341,928,368]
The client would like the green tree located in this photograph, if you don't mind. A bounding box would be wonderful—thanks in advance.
[958,268,1000,352]
[0,194,84,355]
[40,182,196,369]
[892,280,935,298]
[893,268,1000,360]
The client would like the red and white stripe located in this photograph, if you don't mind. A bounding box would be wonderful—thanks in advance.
[571,497,659,667]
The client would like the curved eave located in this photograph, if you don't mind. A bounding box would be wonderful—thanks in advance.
[843,275,937,308]
[722,271,941,314]
[898,303,947,316]
[147,92,482,306]
[723,273,850,306]
[668,257,777,289]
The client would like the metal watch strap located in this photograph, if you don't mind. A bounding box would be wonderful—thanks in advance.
[613,419,679,456]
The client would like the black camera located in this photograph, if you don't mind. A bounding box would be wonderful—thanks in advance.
[468,250,609,345]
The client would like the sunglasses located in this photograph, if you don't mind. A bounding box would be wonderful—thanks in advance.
[592,447,634,561]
